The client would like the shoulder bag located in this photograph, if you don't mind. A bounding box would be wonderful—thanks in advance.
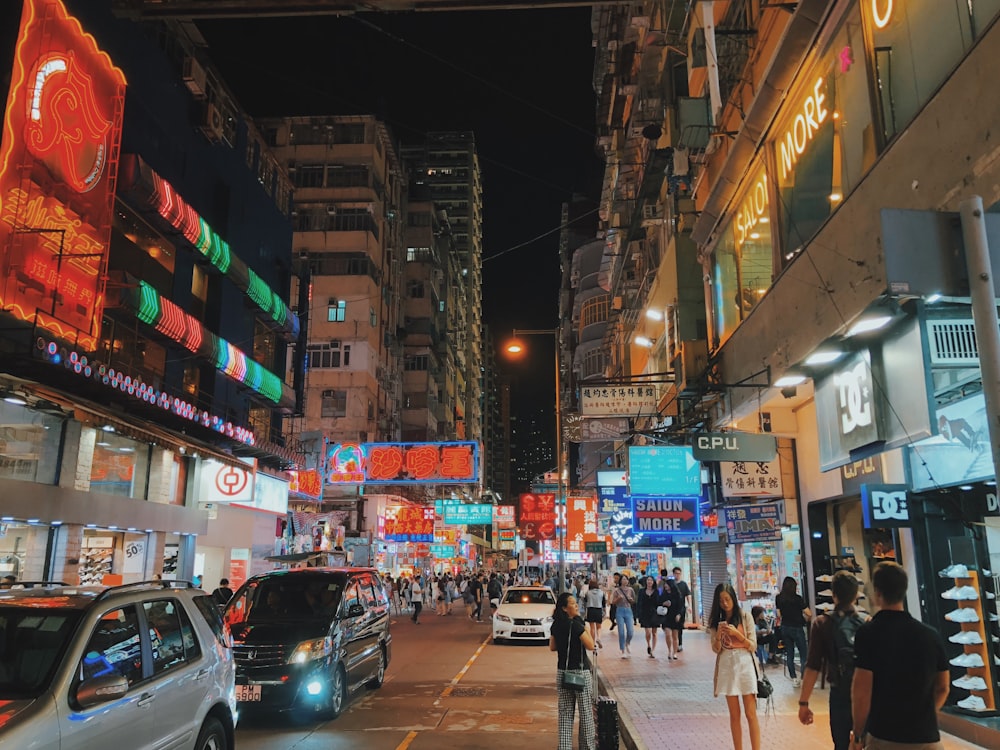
[560,620,587,691]
[745,611,772,699]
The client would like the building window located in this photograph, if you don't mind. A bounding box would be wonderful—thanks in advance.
[405,355,429,371]
[406,281,425,298]
[307,341,349,369]
[327,298,346,322]
[321,389,347,418]
[370,307,377,327]
[326,165,369,188]
[293,164,325,188]
[406,246,433,262]
[580,296,610,329]
[332,123,366,144]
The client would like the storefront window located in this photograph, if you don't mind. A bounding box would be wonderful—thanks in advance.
[866,0,978,142]
[0,521,50,581]
[774,7,874,263]
[0,402,63,485]
[90,432,150,499]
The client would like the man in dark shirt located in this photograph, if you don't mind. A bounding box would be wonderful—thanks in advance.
[851,562,949,750]
[797,571,867,750]
[672,567,692,651]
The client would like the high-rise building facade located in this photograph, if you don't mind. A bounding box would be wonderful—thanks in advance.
[401,133,484,451]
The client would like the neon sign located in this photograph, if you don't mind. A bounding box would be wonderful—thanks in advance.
[0,0,126,351]
[733,170,769,250]
[36,336,258,447]
[129,280,285,404]
[384,506,435,542]
[778,77,829,182]
[289,469,322,500]
[871,0,893,28]
[325,441,479,485]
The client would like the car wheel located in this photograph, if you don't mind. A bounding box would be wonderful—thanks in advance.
[367,647,386,689]
[329,665,347,718]
[492,635,503,644]
[194,717,226,750]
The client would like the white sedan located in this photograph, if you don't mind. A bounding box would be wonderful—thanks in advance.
[491,586,557,644]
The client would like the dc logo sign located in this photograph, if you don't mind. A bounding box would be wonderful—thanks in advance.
[834,360,872,435]
[871,491,908,521]
[861,484,910,528]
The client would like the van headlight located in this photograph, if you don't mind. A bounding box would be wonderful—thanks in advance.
[288,638,332,664]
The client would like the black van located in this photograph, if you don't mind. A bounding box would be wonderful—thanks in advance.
[223,567,391,718]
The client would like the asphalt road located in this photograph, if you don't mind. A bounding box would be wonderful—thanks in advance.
[234,604,563,749]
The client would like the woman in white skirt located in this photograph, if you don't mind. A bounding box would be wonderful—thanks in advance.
[710,583,760,750]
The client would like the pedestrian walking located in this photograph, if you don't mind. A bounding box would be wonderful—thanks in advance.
[637,576,661,658]
[797,571,868,750]
[436,575,449,615]
[211,578,234,608]
[775,575,812,687]
[608,572,619,631]
[410,575,423,623]
[583,575,606,649]
[488,572,503,613]
[610,573,635,658]
[658,574,682,660]
[850,562,949,750]
[672,566,692,652]
[550,591,596,750]
[470,573,485,621]
[710,583,760,750]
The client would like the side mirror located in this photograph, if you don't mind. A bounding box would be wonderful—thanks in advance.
[347,603,365,618]
[76,674,129,709]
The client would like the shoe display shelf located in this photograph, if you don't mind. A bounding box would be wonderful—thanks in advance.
[944,570,997,716]
[814,569,867,616]
[79,538,114,586]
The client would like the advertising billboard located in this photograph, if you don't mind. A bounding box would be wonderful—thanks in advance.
[326,441,479,485]
[384,506,434,542]
[0,0,126,350]
[518,492,556,541]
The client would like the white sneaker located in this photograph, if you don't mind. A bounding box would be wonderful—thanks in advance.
[953,675,988,690]
[940,564,970,578]
[987,591,996,599]
[949,631,984,645]
[817,602,835,612]
[792,677,802,688]
[949,652,985,668]
[984,570,993,577]
[621,651,627,659]
[945,608,980,623]
[957,695,987,711]
[942,586,979,600]
[626,644,631,656]
[815,574,833,582]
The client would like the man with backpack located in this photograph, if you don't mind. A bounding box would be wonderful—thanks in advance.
[797,570,868,750]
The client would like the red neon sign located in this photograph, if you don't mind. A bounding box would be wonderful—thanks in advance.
[519,493,557,541]
[0,0,126,350]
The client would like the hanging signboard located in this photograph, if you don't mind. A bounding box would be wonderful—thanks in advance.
[197,458,256,504]
[691,433,777,462]
[628,446,702,496]
[719,459,783,498]
[326,441,479,485]
[384,506,434,542]
[723,502,783,543]
[494,505,516,529]
[629,496,701,536]
[442,503,493,525]
[518,493,556,541]
[580,385,658,417]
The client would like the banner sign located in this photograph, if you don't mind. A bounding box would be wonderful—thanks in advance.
[578,417,631,442]
[429,544,456,558]
[498,529,516,550]
[288,469,322,500]
[630,496,700,536]
[861,484,910,528]
[628,446,702,496]
[518,493,557,541]
[719,459,783,498]
[326,441,479,484]
[580,385,658,416]
[723,502,783,543]
[494,505,516,528]
[384,506,435,542]
[442,503,493,525]
[692,433,777,462]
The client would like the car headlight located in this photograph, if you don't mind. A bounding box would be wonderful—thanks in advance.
[542,616,554,624]
[496,614,512,623]
[288,637,332,664]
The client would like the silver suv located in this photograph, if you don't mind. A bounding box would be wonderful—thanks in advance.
[0,581,237,749]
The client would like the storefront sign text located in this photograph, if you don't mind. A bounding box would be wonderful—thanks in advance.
[734,171,769,250]
[778,77,829,181]
[861,484,910,528]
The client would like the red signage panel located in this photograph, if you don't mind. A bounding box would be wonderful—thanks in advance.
[384,506,435,542]
[518,493,556,541]
[0,0,126,350]
[326,441,479,485]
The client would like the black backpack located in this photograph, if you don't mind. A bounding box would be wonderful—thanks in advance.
[829,610,865,687]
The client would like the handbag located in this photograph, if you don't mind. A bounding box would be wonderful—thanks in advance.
[656,605,669,616]
[751,637,773,698]
[560,619,587,692]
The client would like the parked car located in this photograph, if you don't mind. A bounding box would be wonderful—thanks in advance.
[223,567,391,718]
[0,580,237,750]
[491,585,557,644]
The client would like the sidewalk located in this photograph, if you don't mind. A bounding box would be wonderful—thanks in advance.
[594,626,986,750]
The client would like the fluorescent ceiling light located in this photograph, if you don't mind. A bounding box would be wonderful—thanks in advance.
[925,293,942,303]
[774,374,806,387]
[804,350,844,366]
[645,309,663,321]
[634,335,654,348]
[847,314,893,336]
[3,394,27,405]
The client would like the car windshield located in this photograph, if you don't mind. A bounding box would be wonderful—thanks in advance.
[503,589,555,605]
[0,606,82,699]
[225,575,345,626]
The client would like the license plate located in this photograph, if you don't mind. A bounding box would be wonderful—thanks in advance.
[513,626,538,633]
[236,685,262,702]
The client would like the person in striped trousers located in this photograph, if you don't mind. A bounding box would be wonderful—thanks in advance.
[550,591,597,750]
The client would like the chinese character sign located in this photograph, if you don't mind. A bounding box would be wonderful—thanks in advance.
[0,0,126,350]
[442,503,493,525]
[723,502,783,543]
[580,385,659,416]
[326,441,479,484]
[719,458,783,498]
[288,469,322,500]
[566,494,610,553]
[518,493,556,541]
[384,506,435,542]
[494,505,516,529]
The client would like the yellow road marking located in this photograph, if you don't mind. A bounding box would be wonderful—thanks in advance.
[395,730,418,749]
[437,634,492,700]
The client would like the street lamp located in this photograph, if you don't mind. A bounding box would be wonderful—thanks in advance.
[504,328,566,595]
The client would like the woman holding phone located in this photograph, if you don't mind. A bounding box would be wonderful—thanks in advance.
[710,583,760,750]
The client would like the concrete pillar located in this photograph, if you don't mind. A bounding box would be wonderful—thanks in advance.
[50,523,84,585]
[146,447,174,504]
[59,423,95,493]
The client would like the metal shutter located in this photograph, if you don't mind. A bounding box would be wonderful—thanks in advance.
[697,541,730,626]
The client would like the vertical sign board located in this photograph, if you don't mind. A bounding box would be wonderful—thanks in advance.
[518,493,556,541]
[0,0,126,350]
[723,502,783,544]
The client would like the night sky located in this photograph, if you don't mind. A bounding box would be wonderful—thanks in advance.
[198,8,604,406]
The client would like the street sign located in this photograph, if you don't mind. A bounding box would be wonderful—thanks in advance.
[629,496,701,536]
[628,446,702,496]
[691,432,777,462]
[585,541,609,553]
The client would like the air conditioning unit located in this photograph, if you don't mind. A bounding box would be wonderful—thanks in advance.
[182,56,208,99]
[612,296,623,310]
[199,103,224,143]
